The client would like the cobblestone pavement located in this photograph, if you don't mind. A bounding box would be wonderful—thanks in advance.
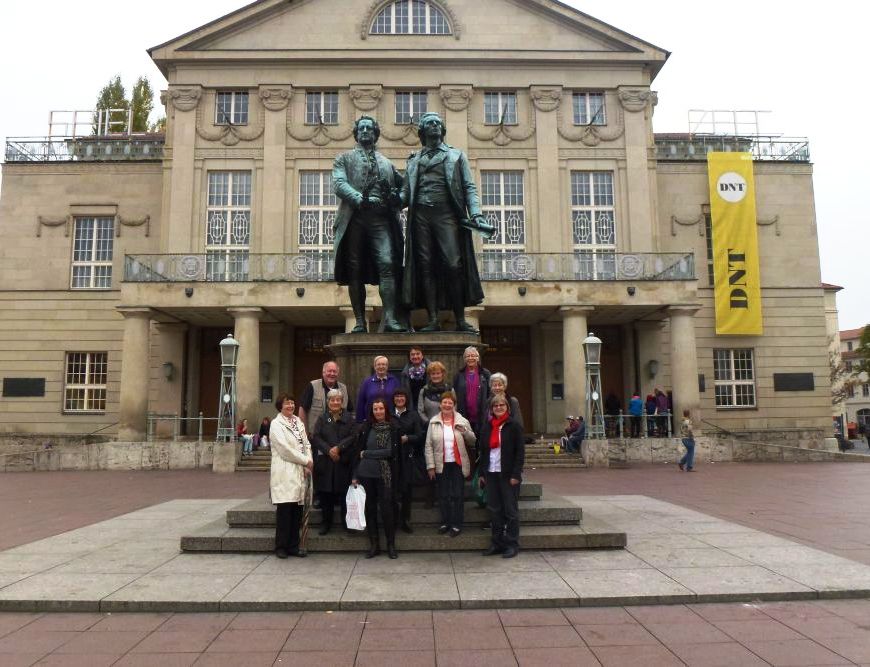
[2,601,870,666]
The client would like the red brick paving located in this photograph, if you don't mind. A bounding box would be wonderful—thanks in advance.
[1,464,870,662]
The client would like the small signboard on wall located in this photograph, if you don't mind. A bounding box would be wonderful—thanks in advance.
[2,378,45,397]
[261,386,273,403]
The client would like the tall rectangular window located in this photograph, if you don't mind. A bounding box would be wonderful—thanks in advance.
[298,171,337,280]
[206,172,251,281]
[714,349,756,408]
[573,92,606,125]
[64,352,108,413]
[571,172,616,279]
[305,91,339,125]
[480,171,525,279]
[395,91,428,124]
[484,92,517,125]
[215,91,249,125]
[704,209,715,286]
[864,384,870,397]
[71,217,114,289]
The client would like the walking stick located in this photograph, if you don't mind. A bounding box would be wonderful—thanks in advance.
[300,470,314,551]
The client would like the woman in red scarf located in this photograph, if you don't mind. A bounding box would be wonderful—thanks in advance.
[477,395,525,558]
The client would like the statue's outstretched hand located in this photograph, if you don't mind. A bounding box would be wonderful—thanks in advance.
[473,214,497,240]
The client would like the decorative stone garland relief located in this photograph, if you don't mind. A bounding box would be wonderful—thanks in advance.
[116,215,151,238]
[36,215,70,238]
[556,90,625,146]
[464,87,536,147]
[286,88,354,146]
[195,90,265,146]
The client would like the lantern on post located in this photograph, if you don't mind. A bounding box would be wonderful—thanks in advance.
[216,333,240,442]
[583,332,605,439]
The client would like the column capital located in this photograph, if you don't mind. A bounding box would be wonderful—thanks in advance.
[559,305,594,317]
[227,307,264,319]
[666,304,702,317]
[258,84,292,111]
[116,306,153,319]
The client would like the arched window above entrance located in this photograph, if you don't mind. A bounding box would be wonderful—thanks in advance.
[370,0,453,35]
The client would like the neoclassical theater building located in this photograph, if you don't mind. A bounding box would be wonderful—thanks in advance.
[0,0,831,444]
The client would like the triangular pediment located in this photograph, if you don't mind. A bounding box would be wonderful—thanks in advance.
[150,0,668,74]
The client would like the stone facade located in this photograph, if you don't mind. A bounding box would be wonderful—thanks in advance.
[0,0,833,446]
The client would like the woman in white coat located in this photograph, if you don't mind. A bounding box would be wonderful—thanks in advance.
[269,393,313,558]
[425,390,476,537]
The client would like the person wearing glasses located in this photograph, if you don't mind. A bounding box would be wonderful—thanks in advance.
[477,395,525,558]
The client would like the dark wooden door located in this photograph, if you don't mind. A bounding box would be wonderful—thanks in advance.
[198,328,225,437]
[293,328,343,397]
[481,327,533,430]
[595,326,625,410]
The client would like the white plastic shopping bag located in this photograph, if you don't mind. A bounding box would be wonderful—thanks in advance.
[345,484,367,531]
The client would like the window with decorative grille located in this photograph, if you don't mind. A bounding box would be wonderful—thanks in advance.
[305,92,339,125]
[371,0,451,35]
[64,352,107,413]
[571,172,616,279]
[484,92,517,125]
[481,171,525,279]
[298,171,337,281]
[215,91,249,125]
[395,91,428,124]
[71,217,114,289]
[206,172,251,281]
[714,349,756,408]
[572,92,606,125]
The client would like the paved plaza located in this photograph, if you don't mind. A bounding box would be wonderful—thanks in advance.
[2,463,870,663]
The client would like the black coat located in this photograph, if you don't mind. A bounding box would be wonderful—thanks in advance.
[311,410,357,494]
[393,408,424,491]
[453,366,492,432]
[477,417,525,483]
[353,422,400,488]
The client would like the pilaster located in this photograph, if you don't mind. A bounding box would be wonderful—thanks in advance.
[117,307,153,441]
[560,306,593,419]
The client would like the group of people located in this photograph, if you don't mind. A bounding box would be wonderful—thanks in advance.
[236,417,271,456]
[266,346,525,560]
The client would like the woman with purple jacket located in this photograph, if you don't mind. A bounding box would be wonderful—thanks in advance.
[356,355,401,423]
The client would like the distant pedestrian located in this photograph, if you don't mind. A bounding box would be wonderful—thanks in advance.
[645,394,657,436]
[237,419,254,456]
[257,417,271,449]
[628,392,643,438]
[678,409,695,472]
[566,416,585,454]
[655,388,669,436]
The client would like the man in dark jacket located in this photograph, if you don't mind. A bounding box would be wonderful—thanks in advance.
[399,112,494,333]
[478,395,525,558]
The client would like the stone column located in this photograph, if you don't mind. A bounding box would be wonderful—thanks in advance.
[229,307,262,425]
[530,86,563,253]
[618,86,657,252]
[162,85,202,253]
[635,320,664,398]
[621,323,637,398]
[668,306,701,429]
[154,323,188,438]
[440,85,472,153]
[259,86,291,253]
[117,307,153,441]
[560,306,593,419]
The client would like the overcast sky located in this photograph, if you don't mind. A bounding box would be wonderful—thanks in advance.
[0,0,866,329]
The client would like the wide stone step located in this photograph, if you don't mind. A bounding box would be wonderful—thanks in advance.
[180,520,625,553]
[226,495,581,528]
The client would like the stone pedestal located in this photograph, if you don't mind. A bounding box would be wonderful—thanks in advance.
[213,440,240,474]
[327,332,486,394]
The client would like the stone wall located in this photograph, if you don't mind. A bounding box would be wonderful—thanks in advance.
[0,435,213,472]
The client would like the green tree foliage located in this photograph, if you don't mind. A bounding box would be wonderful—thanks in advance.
[857,326,870,376]
[93,75,129,134]
[130,77,154,133]
[94,75,161,133]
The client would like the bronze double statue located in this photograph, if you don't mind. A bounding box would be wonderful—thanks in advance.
[333,113,495,334]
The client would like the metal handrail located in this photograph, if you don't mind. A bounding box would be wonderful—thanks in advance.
[146,412,220,442]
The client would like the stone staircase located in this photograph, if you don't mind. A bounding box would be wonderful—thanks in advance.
[235,448,271,472]
[180,482,626,553]
[524,439,587,469]
[238,440,587,472]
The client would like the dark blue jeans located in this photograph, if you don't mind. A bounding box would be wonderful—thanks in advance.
[680,438,695,470]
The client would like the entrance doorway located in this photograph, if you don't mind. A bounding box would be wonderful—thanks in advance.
[293,328,343,397]
[197,328,226,437]
[595,326,625,408]
[481,327,533,428]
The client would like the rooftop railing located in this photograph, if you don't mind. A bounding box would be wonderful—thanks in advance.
[124,252,695,284]
[654,135,810,162]
[5,135,165,163]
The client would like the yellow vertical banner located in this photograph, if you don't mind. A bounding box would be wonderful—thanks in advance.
[708,152,763,335]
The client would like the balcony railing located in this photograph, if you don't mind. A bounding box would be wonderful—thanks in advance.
[5,135,165,163]
[654,135,810,162]
[124,252,695,283]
